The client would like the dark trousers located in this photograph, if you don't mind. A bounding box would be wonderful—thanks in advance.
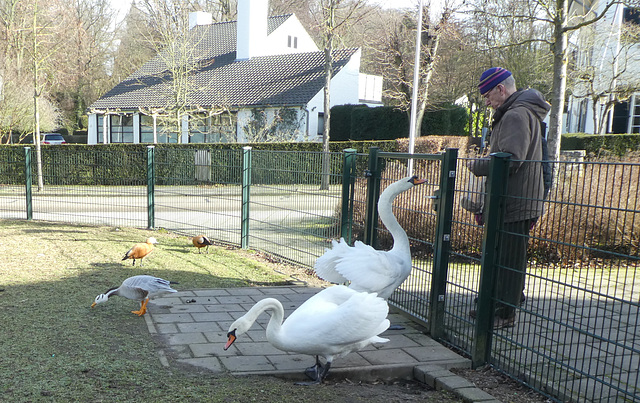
[495,219,532,319]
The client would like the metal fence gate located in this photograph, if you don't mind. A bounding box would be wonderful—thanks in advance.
[1,144,639,402]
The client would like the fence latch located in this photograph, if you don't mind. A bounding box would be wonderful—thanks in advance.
[430,189,440,211]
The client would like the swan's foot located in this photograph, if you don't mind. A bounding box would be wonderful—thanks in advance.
[302,356,322,381]
[387,324,405,330]
[296,360,331,385]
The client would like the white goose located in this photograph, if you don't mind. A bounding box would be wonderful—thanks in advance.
[314,176,426,300]
[224,285,390,384]
[91,275,178,316]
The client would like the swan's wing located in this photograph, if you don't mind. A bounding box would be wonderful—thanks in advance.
[284,287,390,347]
[330,241,400,294]
[313,238,351,284]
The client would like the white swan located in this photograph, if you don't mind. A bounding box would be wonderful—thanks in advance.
[224,285,390,384]
[314,176,426,299]
[91,275,178,316]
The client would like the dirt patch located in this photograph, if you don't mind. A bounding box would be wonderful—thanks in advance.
[452,366,551,402]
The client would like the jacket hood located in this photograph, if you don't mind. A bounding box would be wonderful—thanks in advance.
[493,88,550,126]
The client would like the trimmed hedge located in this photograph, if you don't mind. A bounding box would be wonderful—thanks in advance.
[330,104,469,141]
[0,138,470,187]
[560,133,640,156]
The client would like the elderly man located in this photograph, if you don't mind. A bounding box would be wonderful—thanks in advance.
[468,67,551,328]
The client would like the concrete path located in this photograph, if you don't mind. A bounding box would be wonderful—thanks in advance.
[144,285,500,402]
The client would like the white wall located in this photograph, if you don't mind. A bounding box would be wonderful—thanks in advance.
[305,49,363,140]
[359,73,383,104]
[88,114,98,144]
[265,15,319,55]
[568,3,640,134]
[236,0,268,60]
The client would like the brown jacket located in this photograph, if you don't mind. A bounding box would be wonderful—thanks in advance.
[469,89,551,223]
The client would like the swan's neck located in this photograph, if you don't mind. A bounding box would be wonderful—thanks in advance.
[378,185,410,253]
[243,298,285,340]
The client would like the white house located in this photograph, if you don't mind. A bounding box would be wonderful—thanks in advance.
[87,0,382,145]
[566,2,640,134]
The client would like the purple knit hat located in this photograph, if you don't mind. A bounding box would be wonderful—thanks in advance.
[478,67,512,95]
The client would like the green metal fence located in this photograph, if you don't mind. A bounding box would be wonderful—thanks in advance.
[1,145,639,402]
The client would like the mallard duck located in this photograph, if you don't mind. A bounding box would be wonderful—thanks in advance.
[314,176,426,299]
[224,285,390,384]
[91,275,177,316]
[192,235,213,254]
[122,237,158,266]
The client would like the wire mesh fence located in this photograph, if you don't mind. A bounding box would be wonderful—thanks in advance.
[447,156,640,402]
[0,145,639,402]
[0,147,26,220]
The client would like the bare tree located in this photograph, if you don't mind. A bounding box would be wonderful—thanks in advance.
[465,0,626,163]
[569,13,640,134]
[311,0,369,190]
[126,0,221,143]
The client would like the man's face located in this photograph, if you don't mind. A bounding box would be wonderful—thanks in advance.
[483,84,506,109]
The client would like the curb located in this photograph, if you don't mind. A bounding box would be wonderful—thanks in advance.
[414,364,500,403]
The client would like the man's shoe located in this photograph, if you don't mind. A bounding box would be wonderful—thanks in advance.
[493,316,516,329]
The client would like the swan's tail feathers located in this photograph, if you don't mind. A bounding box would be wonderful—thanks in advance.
[371,336,390,344]
[314,238,351,284]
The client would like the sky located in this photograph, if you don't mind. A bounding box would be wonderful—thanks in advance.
[108,0,426,23]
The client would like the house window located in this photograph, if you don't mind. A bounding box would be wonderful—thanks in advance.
[317,112,325,136]
[97,115,104,143]
[110,115,133,143]
[630,95,640,133]
[189,112,237,143]
[288,35,298,49]
[623,7,640,25]
[139,115,178,143]
[140,115,155,143]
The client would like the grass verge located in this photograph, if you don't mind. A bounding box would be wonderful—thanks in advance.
[0,219,456,402]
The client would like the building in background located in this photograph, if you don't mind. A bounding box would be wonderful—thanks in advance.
[87,0,382,144]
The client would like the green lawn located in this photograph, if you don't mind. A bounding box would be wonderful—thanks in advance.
[0,219,457,402]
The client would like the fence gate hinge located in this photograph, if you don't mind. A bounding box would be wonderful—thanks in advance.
[443,234,450,242]
[449,170,456,178]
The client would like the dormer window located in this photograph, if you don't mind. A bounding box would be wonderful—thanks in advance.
[287,35,298,49]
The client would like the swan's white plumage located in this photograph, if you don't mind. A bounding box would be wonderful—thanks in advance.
[314,176,426,299]
[225,285,390,376]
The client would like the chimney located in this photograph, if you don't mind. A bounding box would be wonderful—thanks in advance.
[189,11,212,29]
[236,0,268,60]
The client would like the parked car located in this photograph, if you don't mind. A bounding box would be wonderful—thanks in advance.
[41,133,66,145]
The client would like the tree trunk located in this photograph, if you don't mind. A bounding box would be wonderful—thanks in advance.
[32,3,44,192]
[547,0,569,165]
[320,4,335,191]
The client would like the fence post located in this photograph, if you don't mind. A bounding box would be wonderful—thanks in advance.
[24,147,32,220]
[471,152,510,368]
[340,148,356,243]
[241,146,252,249]
[146,146,155,230]
[429,148,458,339]
[363,147,381,246]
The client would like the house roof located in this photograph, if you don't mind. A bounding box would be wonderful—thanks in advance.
[90,14,358,111]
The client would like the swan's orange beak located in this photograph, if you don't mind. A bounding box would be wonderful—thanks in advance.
[224,330,237,350]
[91,302,97,308]
[410,177,427,185]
